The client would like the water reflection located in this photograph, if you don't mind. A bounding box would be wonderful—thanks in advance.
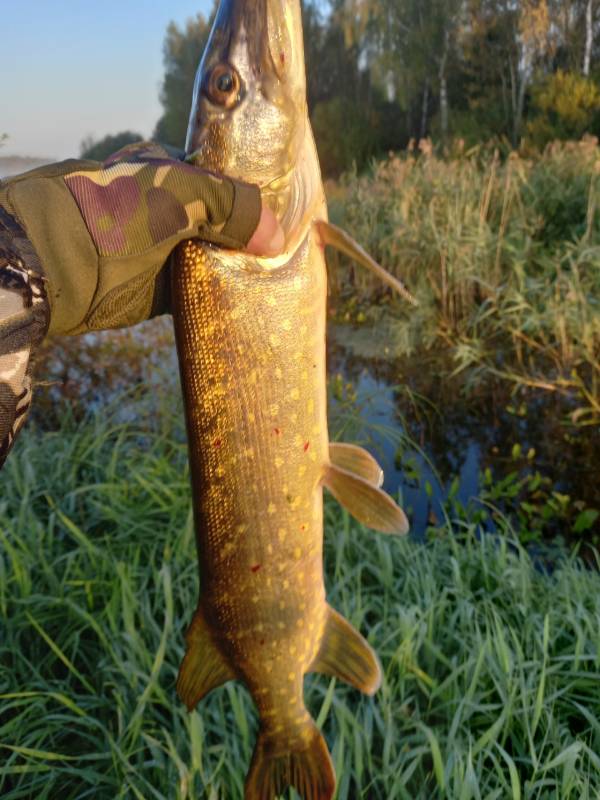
[327,324,600,543]
[32,317,180,431]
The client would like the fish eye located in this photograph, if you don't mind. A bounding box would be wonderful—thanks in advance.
[205,64,241,108]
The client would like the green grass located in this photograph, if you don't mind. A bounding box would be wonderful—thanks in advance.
[1,392,600,799]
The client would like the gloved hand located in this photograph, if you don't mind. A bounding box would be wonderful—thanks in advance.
[0,141,282,468]
[0,141,281,336]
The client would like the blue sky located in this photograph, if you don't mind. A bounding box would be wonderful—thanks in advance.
[2,0,215,159]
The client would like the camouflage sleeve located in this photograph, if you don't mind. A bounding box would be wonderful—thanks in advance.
[0,210,49,468]
[0,142,261,335]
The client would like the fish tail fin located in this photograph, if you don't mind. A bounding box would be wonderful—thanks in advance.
[176,606,235,710]
[245,720,335,800]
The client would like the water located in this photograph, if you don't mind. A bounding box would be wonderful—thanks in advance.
[327,366,482,534]
[326,324,600,544]
[327,347,484,537]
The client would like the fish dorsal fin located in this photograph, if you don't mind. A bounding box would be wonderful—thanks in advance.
[177,607,236,710]
[309,605,382,695]
[315,219,418,306]
[329,442,384,487]
[322,463,409,535]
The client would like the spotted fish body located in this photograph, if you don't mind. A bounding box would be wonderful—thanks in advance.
[172,229,328,729]
[171,0,411,797]
[173,218,409,800]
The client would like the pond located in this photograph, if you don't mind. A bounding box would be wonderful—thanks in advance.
[327,322,600,549]
[32,316,599,551]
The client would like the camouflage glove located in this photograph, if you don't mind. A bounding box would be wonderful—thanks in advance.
[0,141,261,335]
[0,141,262,468]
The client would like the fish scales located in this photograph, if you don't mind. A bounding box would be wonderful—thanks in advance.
[170,0,412,794]
[172,233,329,741]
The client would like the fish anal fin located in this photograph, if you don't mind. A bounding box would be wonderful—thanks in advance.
[176,607,235,711]
[315,219,418,306]
[245,720,335,800]
[329,442,384,487]
[309,605,382,696]
[322,463,409,535]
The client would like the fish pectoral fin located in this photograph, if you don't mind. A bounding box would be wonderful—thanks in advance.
[329,442,384,487]
[245,720,335,800]
[309,604,382,696]
[315,219,418,306]
[176,607,235,711]
[322,463,409,535]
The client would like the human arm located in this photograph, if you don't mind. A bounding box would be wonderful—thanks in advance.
[0,141,281,467]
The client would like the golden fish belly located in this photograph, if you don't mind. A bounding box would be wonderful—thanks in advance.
[172,231,328,732]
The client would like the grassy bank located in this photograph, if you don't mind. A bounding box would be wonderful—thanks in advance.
[328,138,600,423]
[1,395,599,798]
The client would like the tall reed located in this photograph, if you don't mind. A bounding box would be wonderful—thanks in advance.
[329,138,600,421]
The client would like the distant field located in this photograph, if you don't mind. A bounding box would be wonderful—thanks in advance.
[0,156,53,178]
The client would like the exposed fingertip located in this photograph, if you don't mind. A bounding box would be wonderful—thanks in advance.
[263,222,285,256]
[246,206,285,255]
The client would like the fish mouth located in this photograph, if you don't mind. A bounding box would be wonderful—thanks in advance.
[185,0,323,247]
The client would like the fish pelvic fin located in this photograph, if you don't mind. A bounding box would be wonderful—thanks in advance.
[322,462,409,535]
[245,720,335,800]
[309,604,382,695]
[176,607,235,711]
[315,219,418,307]
[329,442,384,487]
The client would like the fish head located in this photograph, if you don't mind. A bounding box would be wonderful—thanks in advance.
[186,0,324,242]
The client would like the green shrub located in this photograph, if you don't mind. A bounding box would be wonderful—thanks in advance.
[527,70,600,147]
[80,131,144,161]
[311,98,378,177]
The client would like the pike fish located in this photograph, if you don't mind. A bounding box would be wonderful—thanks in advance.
[170,0,416,797]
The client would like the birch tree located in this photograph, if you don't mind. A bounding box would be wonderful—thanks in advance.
[515,1,553,141]
[368,0,463,141]
[464,0,554,145]
[437,1,464,141]
[583,0,594,75]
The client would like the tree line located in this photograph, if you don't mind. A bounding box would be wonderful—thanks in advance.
[84,0,600,176]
